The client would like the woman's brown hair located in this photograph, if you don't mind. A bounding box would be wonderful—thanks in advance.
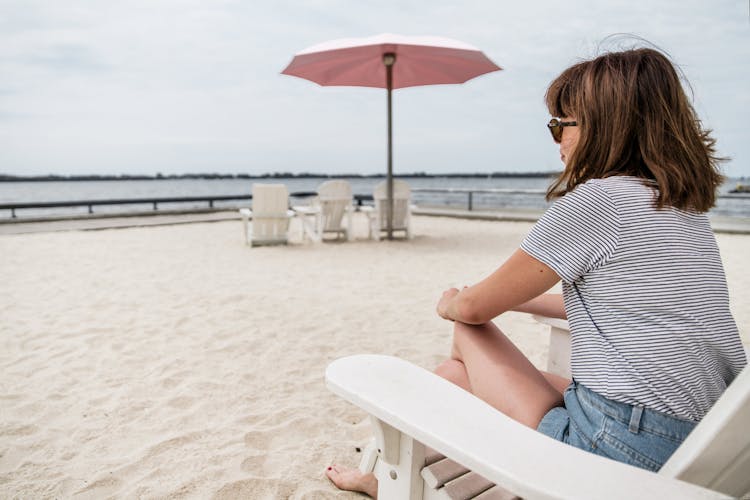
[545,47,725,212]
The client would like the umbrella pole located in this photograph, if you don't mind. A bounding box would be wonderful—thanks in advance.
[384,53,395,240]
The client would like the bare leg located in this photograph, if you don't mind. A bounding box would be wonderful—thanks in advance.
[448,321,565,428]
[544,370,572,395]
[325,464,378,498]
[326,320,568,497]
[434,358,472,391]
[436,356,570,400]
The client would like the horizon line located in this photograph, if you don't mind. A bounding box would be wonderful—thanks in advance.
[0,171,564,182]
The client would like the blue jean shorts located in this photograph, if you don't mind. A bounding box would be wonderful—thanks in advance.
[537,380,698,472]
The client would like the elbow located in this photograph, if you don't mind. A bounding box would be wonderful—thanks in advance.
[454,293,492,325]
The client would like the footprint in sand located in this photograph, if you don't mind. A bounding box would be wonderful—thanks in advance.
[160,369,190,389]
[166,396,195,409]
[0,424,38,436]
[212,478,295,500]
[242,430,273,450]
[73,475,122,499]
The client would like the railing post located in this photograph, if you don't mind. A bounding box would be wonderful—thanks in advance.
[209,200,214,208]
[11,208,16,218]
[468,191,473,211]
[88,204,93,214]
[153,202,158,210]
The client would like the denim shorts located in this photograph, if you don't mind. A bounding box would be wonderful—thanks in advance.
[537,380,698,472]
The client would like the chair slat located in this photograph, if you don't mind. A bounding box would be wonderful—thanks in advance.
[473,484,521,500]
[421,456,471,489]
[424,446,445,467]
[441,471,494,499]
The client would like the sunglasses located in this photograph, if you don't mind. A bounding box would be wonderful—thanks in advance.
[547,118,578,143]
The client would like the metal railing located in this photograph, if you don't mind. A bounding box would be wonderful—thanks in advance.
[0,195,253,218]
[1,188,747,219]
[412,188,546,211]
[0,192,378,219]
[413,187,750,211]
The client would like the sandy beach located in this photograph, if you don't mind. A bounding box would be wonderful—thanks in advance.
[1,214,748,499]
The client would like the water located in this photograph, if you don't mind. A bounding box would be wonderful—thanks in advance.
[0,176,747,219]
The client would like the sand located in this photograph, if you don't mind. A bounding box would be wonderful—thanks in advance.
[1,214,747,499]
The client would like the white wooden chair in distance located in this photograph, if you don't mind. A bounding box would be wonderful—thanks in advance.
[361,179,415,241]
[238,184,295,246]
[325,316,750,499]
[294,180,354,242]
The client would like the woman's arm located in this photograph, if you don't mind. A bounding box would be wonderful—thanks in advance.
[513,293,566,319]
[437,249,561,324]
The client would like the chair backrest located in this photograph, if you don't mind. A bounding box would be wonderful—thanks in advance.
[250,184,291,244]
[317,180,352,232]
[659,363,750,497]
[252,184,289,216]
[373,180,411,230]
[318,180,352,200]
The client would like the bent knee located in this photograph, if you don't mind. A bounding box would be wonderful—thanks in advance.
[450,321,495,358]
[435,359,471,392]
[435,359,463,379]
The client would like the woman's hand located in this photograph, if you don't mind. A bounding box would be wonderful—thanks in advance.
[434,250,562,325]
[436,287,461,321]
[439,249,560,325]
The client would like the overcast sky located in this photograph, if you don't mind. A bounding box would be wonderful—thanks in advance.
[1,0,748,177]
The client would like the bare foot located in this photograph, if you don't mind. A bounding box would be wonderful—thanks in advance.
[325,464,378,498]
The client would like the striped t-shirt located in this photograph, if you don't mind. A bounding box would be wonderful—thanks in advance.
[520,176,746,421]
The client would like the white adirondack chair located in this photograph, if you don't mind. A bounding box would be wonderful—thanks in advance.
[362,179,415,241]
[238,184,295,246]
[294,180,354,242]
[325,316,750,499]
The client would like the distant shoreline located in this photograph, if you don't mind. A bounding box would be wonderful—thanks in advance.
[0,172,560,182]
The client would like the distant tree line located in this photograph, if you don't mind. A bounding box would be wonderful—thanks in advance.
[0,171,560,182]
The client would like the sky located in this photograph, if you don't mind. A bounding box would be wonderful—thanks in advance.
[1,0,749,178]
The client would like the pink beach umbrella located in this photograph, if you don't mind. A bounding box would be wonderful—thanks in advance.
[281,33,501,239]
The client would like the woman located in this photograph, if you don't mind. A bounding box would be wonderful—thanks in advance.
[327,46,746,498]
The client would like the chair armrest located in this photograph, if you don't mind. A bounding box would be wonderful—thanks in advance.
[239,208,294,218]
[292,205,320,216]
[532,315,570,331]
[326,355,727,500]
[532,315,572,378]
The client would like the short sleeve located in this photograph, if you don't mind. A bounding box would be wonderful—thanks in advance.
[520,181,620,283]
